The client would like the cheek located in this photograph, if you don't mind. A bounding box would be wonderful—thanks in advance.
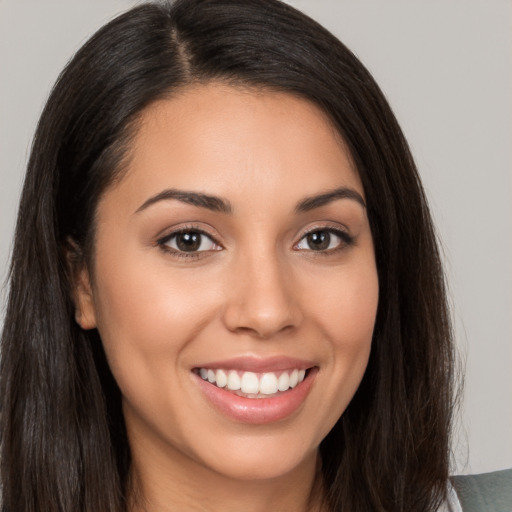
[309,260,379,347]
[335,268,378,373]
[90,252,223,395]
[308,259,378,397]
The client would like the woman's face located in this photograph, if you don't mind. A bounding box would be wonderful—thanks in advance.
[76,84,378,483]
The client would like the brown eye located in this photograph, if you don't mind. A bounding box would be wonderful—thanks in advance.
[295,229,353,252]
[175,232,202,252]
[161,230,220,253]
[305,231,331,251]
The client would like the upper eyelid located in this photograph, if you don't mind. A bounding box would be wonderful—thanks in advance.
[299,225,350,236]
[296,223,352,241]
[157,225,221,244]
[295,226,353,245]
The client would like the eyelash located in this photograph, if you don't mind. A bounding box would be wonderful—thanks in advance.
[157,227,221,260]
[156,225,354,259]
[294,227,354,256]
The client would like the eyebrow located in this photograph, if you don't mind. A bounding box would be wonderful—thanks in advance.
[295,187,366,212]
[135,189,233,214]
[135,185,365,215]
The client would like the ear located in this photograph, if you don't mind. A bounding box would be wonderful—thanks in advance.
[65,239,97,330]
[74,266,97,330]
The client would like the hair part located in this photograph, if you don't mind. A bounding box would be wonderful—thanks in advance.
[1,1,456,511]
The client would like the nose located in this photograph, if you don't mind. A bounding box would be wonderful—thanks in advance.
[222,251,302,339]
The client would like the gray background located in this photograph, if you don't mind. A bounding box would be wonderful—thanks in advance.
[1,0,511,475]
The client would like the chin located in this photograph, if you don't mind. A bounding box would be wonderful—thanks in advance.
[205,446,317,482]
[182,425,322,483]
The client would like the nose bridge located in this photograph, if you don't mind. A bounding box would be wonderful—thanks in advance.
[223,244,300,338]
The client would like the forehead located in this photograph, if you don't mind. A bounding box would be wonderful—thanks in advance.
[106,83,363,212]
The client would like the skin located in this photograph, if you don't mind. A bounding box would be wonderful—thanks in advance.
[74,84,379,512]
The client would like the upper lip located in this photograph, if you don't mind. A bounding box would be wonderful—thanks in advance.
[193,355,316,373]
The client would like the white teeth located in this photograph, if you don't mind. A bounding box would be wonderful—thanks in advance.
[259,372,279,395]
[240,372,259,394]
[215,369,227,388]
[227,370,241,390]
[198,367,309,396]
[277,372,290,392]
[289,369,299,388]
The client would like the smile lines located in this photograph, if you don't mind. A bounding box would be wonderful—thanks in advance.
[196,368,307,397]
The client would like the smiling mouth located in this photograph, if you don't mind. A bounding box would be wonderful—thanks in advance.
[193,368,311,399]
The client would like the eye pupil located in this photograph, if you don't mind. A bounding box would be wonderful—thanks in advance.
[176,232,201,251]
[307,231,330,251]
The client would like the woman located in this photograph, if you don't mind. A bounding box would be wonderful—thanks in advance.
[1,0,458,510]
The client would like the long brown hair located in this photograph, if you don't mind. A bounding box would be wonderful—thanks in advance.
[1,1,456,510]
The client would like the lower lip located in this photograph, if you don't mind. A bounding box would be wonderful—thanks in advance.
[194,369,317,424]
